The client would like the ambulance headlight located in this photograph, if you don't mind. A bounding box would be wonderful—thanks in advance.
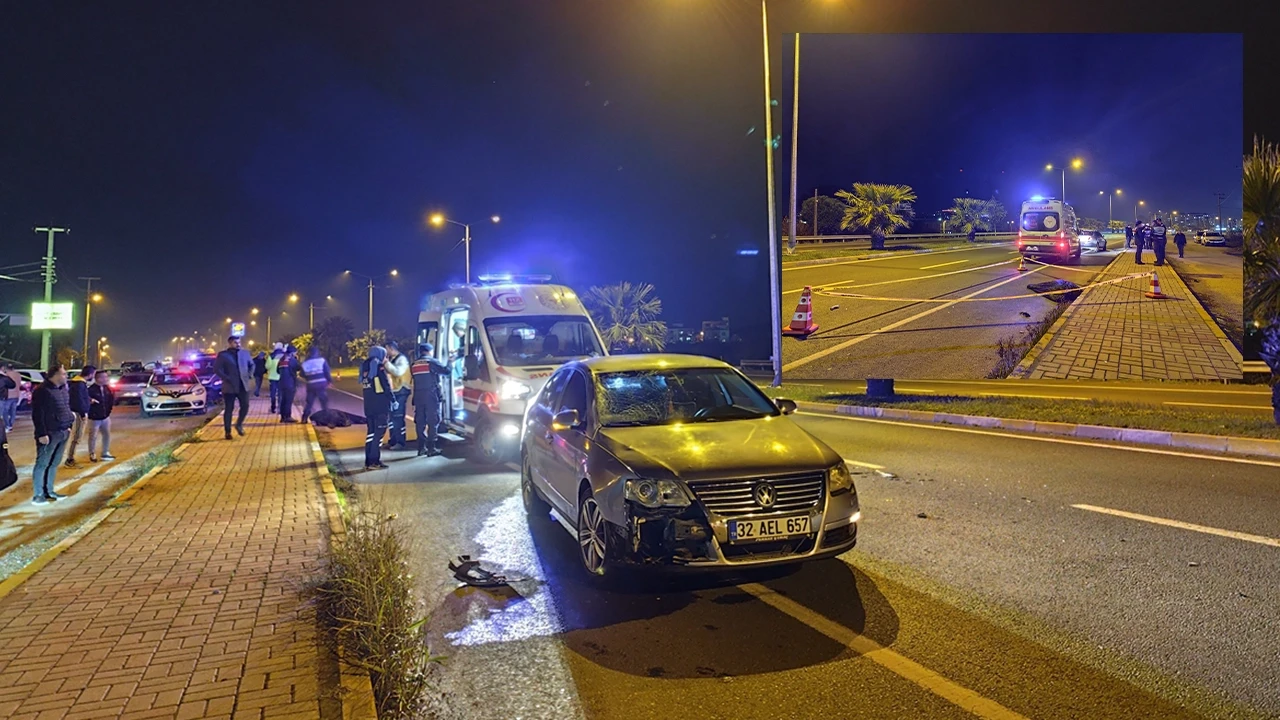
[499,379,532,400]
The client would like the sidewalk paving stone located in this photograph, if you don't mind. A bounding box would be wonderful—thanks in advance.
[0,398,332,720]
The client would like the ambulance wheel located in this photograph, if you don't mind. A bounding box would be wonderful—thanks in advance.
[470,417,503,466]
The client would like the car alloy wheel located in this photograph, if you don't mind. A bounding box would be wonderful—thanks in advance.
[577,493,609,576]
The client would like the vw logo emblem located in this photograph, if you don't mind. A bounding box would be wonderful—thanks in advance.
[753,482,776,509]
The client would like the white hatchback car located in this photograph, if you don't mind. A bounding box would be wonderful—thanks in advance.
[141,370,207,418]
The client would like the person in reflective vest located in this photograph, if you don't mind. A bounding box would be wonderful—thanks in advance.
[411,343,449,457]
[301,346,332,424]
[277,345,300,423]
[265,348,282,413]
[360,346,392,470]
[1149,218,1169,266]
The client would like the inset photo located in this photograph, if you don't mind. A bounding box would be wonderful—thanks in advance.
[778,33,1243,381]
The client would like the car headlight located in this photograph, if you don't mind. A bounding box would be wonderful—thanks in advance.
[499,379,531,400]
[624,478,692,509]
[828,463,853,494]
[144,389,159,397]
[193,386,205,395]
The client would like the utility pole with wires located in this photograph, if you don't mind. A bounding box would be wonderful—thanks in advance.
[35,227,70,370]
[79,277,101,366]
[1212,192,1228,230]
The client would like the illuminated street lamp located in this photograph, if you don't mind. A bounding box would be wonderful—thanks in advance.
[1135,200,1145,223]
[81,287,104,367]
[1099,189,1121,226]
[1045,158,1083,203]
[428,213,500,284]
[344,270,399,333]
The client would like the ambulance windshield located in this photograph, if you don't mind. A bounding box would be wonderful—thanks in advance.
[484,316,603,367]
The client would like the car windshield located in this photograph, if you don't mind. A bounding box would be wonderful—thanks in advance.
[485,316,604,367]
[154,373,198,385]
[596,368,778,427]
[121,374,151,384]
[1021,212,1060,232]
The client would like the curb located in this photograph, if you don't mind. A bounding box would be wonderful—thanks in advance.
[1009,251,1128,379]
[795,400,1280,460]
[305,422,379,720]
[1161,260,1244,367]
[0,412,219,603]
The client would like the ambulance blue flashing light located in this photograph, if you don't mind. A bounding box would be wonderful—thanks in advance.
[1030,195,1045,202]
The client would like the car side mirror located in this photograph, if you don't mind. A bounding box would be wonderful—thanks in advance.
[775,398,798,415]
[552,409,581,431]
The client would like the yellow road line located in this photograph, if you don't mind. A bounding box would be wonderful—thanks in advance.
[919,259,968,270]
[739,583,1030,720]
[783,268,1045,372]
[1072,504,1280,548]
[1163,401,1272,411]
[799,412,1280,469]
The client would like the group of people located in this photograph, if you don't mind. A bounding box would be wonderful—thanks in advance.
[0,363,118,505]
[215,336,333,440]
[358,340,448,470]
[1123,218,1188,266]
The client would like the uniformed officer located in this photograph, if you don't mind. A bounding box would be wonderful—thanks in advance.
[360,346,392,470]
[411,343,449,457]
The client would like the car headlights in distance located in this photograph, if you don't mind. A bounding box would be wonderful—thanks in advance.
[828,463,854,495]
[499,379,532,400]
[624,479,692,509]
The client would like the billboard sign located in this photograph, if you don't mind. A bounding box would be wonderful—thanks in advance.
[30,302,74,330]
[230,322,247,338]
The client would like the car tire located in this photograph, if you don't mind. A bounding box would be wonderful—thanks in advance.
[577,486,616,580]
[141,409,151,419]
[469,416,503,466]
[521,454,551,518]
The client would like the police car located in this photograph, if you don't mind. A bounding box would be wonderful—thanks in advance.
[141,370,208,417]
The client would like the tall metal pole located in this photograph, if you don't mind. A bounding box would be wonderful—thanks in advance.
[464,223,472,284]
[1108,193,1112,226]
[812,188,818,237]
[786,33,800,256]
[35,227,69,370]
[309,303,315,330]
[1061,170,1066,203]
[761,0,782,388]
[367,279,375,333]
[79,276,100,365]
[267,316,272,346]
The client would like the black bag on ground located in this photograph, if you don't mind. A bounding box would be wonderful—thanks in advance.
[0,426,17,493]
[309,408,352,428]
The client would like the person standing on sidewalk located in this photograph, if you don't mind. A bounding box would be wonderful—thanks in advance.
[1124,224,1133,250]
[252,351,267,397]
[87,369,116,462]
[0,363,18,433]
[31,365,74,504]
[1149,217,1169,267]
[265,346,282,413]
[411,343,448,457]
[63,365,95,468]
[383,341,412,450]
[300,346,332,424]
[277,345,300,423]
[360,346,392,470]
[215,335,254,439]
[1133,221,1148,264]
[1174,228,1188,258]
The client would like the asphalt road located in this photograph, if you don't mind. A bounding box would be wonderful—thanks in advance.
[317,410,1280,720]
[781,241,1127,380]
[1169,241,1245,352]
[0,405,210,579]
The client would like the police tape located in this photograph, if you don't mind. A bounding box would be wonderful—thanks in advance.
[813,270,1152,303]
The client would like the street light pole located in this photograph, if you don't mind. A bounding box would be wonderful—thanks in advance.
[761,0,782,388]
[367,278,374,333]
[79,277,100,365]
[35,226,69,369]
[464,223,472,285]
[786,33,800,256]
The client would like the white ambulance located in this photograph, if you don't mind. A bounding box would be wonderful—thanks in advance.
[417,274,607,464]
[1017,197,1082,264]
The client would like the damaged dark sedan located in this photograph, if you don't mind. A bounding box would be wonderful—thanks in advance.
[520,354,860,578]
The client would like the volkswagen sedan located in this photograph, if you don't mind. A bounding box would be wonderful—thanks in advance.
[520,354,860,578]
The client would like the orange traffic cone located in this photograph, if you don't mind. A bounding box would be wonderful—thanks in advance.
[783,286,820,336]
[1145,271,1167,299]
[1016,256,1028,272]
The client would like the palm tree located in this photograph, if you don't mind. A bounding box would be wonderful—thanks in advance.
[947,197,993,240]
[835,183,917,250]
[314,315,356,363]
[583,282,667,352]
[1244,136,1280,326]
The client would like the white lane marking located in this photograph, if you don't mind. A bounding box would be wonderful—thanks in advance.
[1163,401,1272,411]
[1072,504,1280,548]
[783,243,1007,273]
[739,583,1030,720]
[785,257,1017,297]
[919,259,968,270]
[783,268,1044,371]
[798,412,1280,469]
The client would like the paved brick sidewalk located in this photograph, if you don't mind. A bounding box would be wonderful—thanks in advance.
[1013,252,1243,381]
[0,397,335,720]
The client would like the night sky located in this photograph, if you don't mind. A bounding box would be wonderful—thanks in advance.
[785,33,1243,225]
[0,1,1271,365]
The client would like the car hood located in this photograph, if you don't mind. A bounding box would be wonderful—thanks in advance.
[595,416,841,483]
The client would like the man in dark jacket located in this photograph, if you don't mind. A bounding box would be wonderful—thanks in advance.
[0,364,17,433]
[1174,229,1188,258]
[215,336,254,439]
[1133,221,1148,264]
[1124,224,1133,250]
[252,351,267,397]
[87,369,116,461]
[31,365,74,503]
[63,365,94,467]
[1149,218,1169,266]
[411,343,449,457]
[360,346,392,469]
[277,345,300,422]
